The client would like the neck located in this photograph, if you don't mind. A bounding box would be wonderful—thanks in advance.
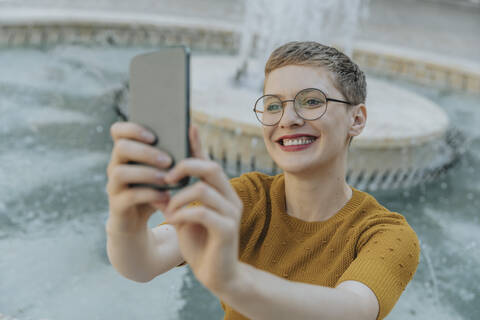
[283,153,352,222]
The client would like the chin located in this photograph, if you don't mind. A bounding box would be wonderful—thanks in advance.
[266,142,322,173]
[273,153,323,174]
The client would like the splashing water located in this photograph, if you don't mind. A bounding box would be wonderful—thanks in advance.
[235,0,370,86]
[420,240,440,306]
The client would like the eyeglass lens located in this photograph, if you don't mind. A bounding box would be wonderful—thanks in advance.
[254,88,327,125]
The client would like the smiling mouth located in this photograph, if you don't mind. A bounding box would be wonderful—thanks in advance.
[277,137,318,146]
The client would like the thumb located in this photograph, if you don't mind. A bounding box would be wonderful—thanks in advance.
[189,124,209,160]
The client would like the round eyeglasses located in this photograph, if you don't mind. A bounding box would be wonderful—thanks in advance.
[253,88,352,126]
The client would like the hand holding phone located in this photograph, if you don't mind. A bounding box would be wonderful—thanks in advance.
[128,46,191,191]
[106,121,173,235]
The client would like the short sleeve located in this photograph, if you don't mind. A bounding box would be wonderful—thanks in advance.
[335,216,421,320]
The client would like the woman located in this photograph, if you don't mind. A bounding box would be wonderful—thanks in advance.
[105,41,420,320]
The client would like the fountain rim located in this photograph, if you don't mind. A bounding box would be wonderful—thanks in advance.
[0,7,479,93]
[0,7,239,32]
[192,111,448,149]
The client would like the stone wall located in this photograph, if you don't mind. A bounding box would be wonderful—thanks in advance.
[1,11,478,94]
[0,10,239,53]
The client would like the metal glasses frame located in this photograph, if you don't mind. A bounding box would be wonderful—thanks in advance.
[253,87,352,126]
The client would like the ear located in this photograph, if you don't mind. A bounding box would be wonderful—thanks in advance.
[348,104,367,138]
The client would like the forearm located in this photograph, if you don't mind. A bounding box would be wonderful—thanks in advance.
[217,262,368,320]
[105,219,158,283]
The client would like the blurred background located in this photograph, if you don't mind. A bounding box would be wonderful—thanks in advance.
[0,0,479,319]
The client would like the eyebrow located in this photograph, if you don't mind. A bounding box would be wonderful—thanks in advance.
[264,88,329,98]
[266,93,291,99]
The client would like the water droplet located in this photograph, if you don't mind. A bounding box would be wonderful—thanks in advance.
[388,248,394,252]
[305,247,311,251]
[399,263,404,268]
[374,240,378,244]
[380,256,385,260]
[397,238,402,242]
[330,248,334,253]
[282,241,287,246]
[408,253,413,258]
[283,273,288,278]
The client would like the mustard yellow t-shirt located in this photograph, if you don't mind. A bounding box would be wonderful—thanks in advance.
[161,171,420,320]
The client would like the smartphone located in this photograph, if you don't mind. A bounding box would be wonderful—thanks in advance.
[128,46,191,190]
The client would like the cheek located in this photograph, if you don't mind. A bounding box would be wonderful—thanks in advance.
[263,128,277,156]
[263,127,273,141]
[321,114,348,138]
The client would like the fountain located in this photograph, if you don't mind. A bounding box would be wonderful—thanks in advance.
[0,0,479,319]
[110,0,466,191]
[235,0,369,83]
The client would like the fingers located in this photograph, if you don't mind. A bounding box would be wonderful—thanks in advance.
[165,181,238,220]
[107,164,169,195]
[113,187,170,212]
[110,138,172,168]
[189,124,209,160]
[165,159,240,206]
[110,121,157,145]
[109,121,171,167]
[165,205,235,238]
[107,121,173,196]
[106,122,174,226]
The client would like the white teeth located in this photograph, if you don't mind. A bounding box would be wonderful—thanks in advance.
[283,137,315,146]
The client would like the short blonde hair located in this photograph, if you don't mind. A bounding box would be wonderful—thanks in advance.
[264,41,366,105]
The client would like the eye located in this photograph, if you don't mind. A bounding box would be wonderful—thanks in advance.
[302,99,323,107]
[266,103,282,112]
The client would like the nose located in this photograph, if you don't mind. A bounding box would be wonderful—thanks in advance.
[278,100,304,127]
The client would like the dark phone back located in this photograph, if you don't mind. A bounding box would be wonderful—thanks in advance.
[128,46,190,190]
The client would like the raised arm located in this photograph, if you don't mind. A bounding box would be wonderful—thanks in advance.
[215,262,379,320]
[105,121,176,282]
[106,222,185,282]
